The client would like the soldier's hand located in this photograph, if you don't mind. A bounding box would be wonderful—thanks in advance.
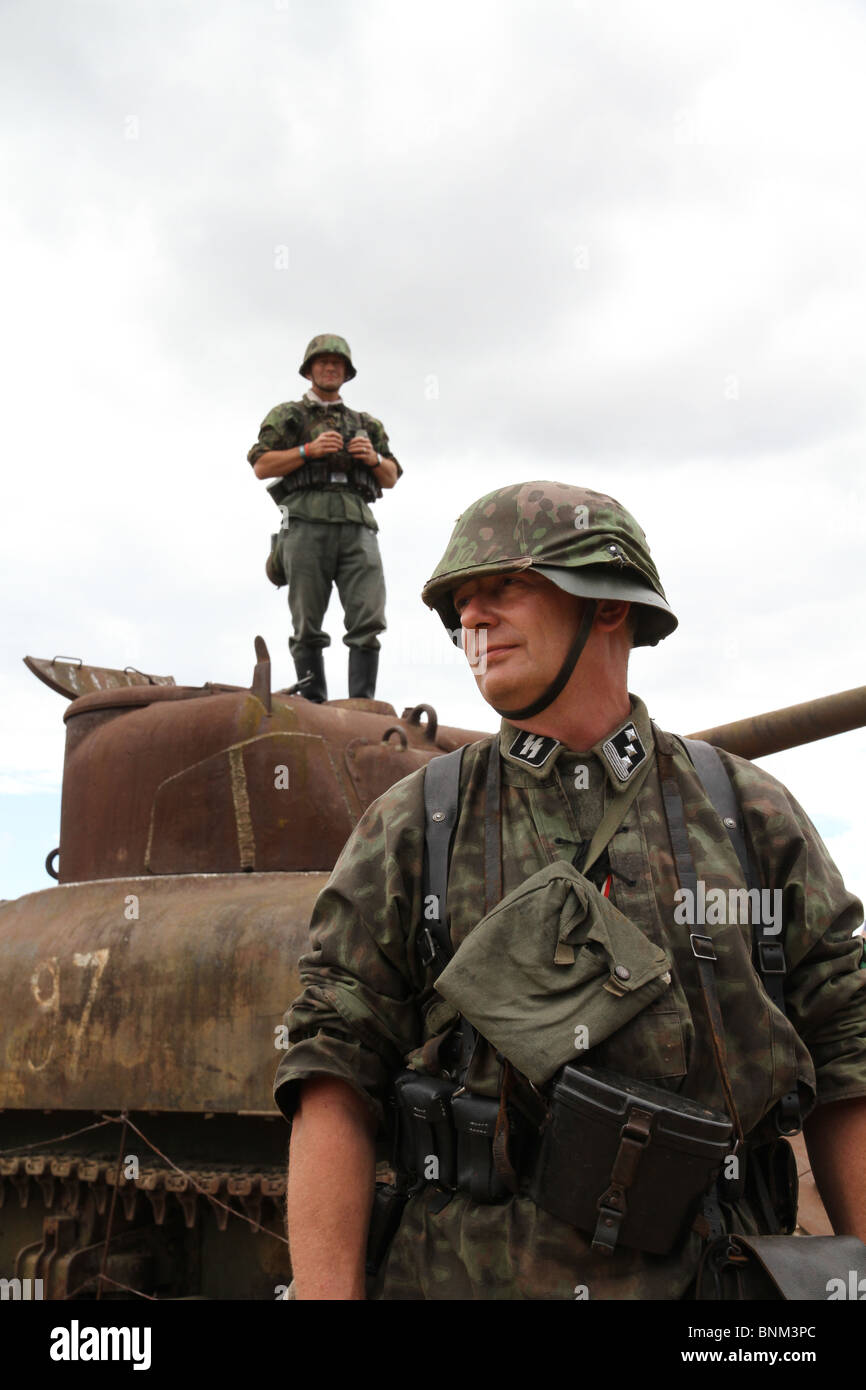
[307,430,344,458]
[347,436,378,466]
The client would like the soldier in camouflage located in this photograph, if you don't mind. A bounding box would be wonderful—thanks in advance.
[248,334,401,701]
[275,481,866,1299]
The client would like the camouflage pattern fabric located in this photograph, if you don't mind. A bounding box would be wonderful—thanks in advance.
[434,860,675,1085]
[247,398,400,530]
[421,482,676,647]
[274,695,866,1300]
[299,333,357,379]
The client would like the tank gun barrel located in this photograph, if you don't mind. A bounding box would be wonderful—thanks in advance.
[688,684,866,761]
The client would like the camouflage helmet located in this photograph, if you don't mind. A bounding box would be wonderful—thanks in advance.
[299,333,356,381]
[421,482,677,648]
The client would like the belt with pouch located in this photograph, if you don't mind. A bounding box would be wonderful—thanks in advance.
[392,1056,733,1256]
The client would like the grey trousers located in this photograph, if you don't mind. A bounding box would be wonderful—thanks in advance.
[279,519,386,655]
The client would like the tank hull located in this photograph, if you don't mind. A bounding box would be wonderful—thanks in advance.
[0,873,322,1299]
[0,873,321,1114]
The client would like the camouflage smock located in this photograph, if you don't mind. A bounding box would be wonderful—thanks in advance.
[274,695,866,1300]
[247,395,400,531]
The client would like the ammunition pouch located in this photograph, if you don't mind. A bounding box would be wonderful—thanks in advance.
[452,1090,513,1204]
[267,452,380,506]
[393,1071,458,1190]
[393,1069,526,1207]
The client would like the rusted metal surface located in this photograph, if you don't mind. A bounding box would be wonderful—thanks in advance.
[401,703,439,741]
[5,1155,283,1230]
[2,1111,290,1299]
[54,643,489,882]
[251,635,272,714]
[24,655,176,701]
[58,690,489,881]
[0,874,319,1113]
[689,684,866,761]
[53,671,866,885]
[15,1212,160,1301]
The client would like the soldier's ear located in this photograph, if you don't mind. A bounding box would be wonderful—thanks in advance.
[594,600,631,634]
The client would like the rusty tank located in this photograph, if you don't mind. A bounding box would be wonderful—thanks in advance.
[0,644,863,1299]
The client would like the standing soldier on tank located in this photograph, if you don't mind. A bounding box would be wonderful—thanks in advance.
[247,334,401,702]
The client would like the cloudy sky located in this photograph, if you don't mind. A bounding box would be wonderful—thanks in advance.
[1,0,864,909]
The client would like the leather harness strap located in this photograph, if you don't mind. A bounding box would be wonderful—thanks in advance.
[484,741,502,914]
[419,746,465,972]
[655,733,745,1153]
[679,738,801,1136]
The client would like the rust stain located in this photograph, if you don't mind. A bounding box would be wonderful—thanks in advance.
[228,747,256,870]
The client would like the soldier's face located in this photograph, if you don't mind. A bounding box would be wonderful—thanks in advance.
[309,354,346,392]
[453,572,586,710]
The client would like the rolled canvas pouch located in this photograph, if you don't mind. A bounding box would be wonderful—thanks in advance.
[434,861,673,1086]
[696,1233,866,1300]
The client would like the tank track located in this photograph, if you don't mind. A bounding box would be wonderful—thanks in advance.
[0,1151,286,1232]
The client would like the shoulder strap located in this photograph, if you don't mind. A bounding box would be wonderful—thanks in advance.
[656,736,745,1155]
[679,737,801,1134]
[484,740,502,913]
[419,747,466,972]
[680,738,759,892]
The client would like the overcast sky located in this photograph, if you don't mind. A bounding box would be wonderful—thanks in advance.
[1,0,864,910]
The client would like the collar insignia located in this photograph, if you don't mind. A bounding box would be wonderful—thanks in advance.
[602,723,647,782]
[508,731,559,768]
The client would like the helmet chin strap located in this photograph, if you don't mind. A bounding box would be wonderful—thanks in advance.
[493,601,597,722]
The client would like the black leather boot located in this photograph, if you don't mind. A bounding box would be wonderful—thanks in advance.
[348,647,379,699]
[293,648,327,703]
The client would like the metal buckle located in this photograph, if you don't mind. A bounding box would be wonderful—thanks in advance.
[592,1195,626,1255]
[690,933,716,961]
[622,1107,653,1147]
[757,940,786,974]
[418,927,436,969]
